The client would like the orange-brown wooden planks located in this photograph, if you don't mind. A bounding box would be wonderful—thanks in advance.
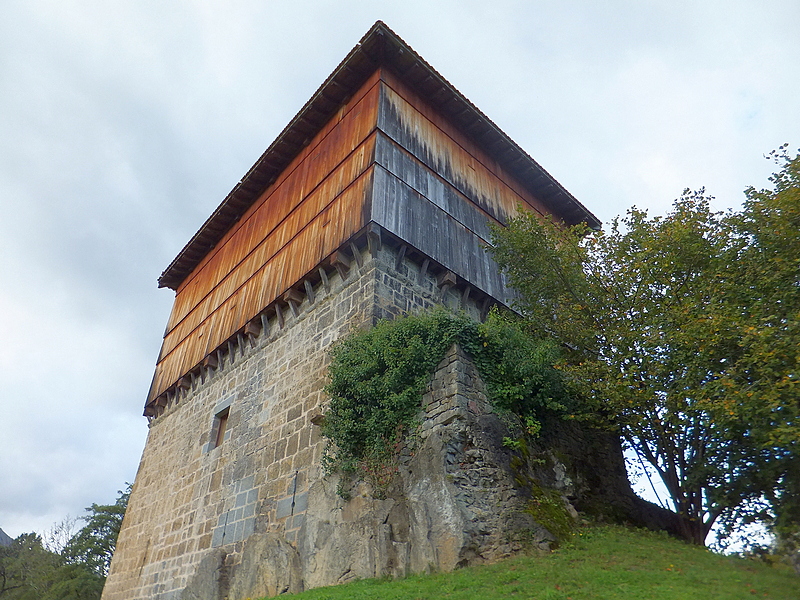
[147,74,382,404]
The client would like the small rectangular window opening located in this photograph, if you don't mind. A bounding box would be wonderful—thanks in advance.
[214,407,230,448]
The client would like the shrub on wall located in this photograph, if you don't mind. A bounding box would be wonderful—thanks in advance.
[321,308,575,484]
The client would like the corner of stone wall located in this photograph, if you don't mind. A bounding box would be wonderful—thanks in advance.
[413,343,562,560]
[279,341,573,598]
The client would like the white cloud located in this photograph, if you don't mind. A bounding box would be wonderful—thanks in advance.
[0,0,798,538]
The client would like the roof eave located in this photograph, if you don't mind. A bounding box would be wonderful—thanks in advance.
[157,21,599,291]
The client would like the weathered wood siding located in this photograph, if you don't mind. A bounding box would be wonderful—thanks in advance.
[148,66,563,407]
[147,73,382,405]
[371,71,548,303]
[377,71,550,224]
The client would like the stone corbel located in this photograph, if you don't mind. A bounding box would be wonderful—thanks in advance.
[330,251,351,280]
[480,296,492,320]
[395,244,407,270]
[366,223,382,255]
[275,304,285,329]
[460,284,471,309]
[349,242,363,268]
[303,280,316,305]
[318,267,330,292]
[259,312,270,336]
[283,289,304,318]
[437,270,457,297]
[419,258,430,284]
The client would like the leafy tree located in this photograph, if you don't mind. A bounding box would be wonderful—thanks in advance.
[723,147,800,558]
[0,486,130,599]
[41,564,104,600]
[0,534,104,600]
[63,484,131,578]
[0,533,55,599]
[42,517,79,555]
[489,149,799,546]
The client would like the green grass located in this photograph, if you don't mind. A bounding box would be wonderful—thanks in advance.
[275,525,797,600]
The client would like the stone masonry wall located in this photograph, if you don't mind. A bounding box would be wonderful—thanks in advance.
[225,343,560,599]
[103,240,492,600]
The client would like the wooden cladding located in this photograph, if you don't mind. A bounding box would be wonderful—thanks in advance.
[377,69,550,225]
[147,74,382,406]
[146,66,563,410]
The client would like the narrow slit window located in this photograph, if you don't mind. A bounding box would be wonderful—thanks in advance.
[214,407,230,448]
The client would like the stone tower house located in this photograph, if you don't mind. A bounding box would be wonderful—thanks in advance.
[102,22,604,600]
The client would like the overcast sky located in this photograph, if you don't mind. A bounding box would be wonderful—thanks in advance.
[1,0,799,539]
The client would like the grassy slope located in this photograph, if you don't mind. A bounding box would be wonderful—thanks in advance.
[277,525,797,600]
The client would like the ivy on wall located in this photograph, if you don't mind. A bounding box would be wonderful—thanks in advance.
[320,308,575,481]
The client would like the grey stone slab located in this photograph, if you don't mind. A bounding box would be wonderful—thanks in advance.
[276,496,293,519]
[211,526,225,548]
[243,503,256,518]
[246,489,258,504]
[293,491,308,514]
[242,517,256,538]
[214,394,234,414]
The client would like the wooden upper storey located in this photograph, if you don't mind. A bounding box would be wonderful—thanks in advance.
[145,22,599,413]
[157,21,598,292]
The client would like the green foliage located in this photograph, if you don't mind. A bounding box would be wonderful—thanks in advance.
[322,309,570,483]
[0,533,59,599]
[322,310,463,475]
[0,485,130,599]
[0,533,102,600]
[723,146,800,561]
[41,564,105,600]
[525,482,576,544]
[266,525,799,599]
[489,148,800,547]
[63,484,131,578]
[470,314,568,423]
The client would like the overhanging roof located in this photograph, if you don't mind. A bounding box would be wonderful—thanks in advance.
[157,21,600,291]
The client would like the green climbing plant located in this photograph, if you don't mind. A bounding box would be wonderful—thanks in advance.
[321,308,576,489]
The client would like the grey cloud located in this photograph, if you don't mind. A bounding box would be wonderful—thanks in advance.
[1,0,798,537]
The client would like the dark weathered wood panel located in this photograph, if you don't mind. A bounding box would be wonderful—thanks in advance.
[374,132,497,242]
[370,164,513,304]
[377,71,550,225]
